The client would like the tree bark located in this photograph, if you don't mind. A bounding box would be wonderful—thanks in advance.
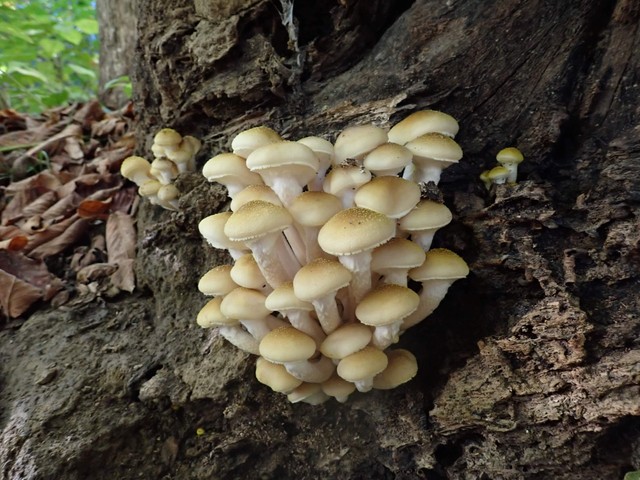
[0,0,638,479]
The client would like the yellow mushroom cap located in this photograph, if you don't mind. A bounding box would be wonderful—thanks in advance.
[220,287,271,320]
[121,156,152,186]
[320,323,373,359]
[371,237,426,272]
[245,141,319,186]
[322,166,372,198]
[355,284,420,326]
[333,124,388,164]
[196,297,236,327]
[398,200,452,232]
[288,191,342,227]
[198,265,237,296]
[153,128,182,147]
[373,349,418,390]
[337,346,388,382]
[362,143,413,176]
[224,200,292,242]
[321,374,356,401]
[255,356,303,393]
[230,185,282,211]
[202,152,264,186]
[229,254,268,290]
[405,133,463,163]
[318,207,395,256]
[265,282,314,312]
[409,248,469,281]
[496,147,524,165]
[293,258,352,301]
[487,165,510,182]
[388,110,459,145]
[231,126,282,158]
[354,176,421,219]
[259,326,316,363]
[198,212,247,251]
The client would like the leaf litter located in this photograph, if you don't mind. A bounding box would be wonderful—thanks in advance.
[0,101,139,318]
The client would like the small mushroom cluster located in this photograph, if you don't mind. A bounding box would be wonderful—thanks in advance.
[479,146,524,188]
[120,128,202,210]
[197,110,469,405]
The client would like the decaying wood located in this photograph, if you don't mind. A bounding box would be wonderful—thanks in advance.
[0,0,638,479]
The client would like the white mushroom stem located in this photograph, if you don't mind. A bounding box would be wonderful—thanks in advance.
[354,377,375,393]
[410,230,438,252]
[401,279,456,331]
[299,225,327,263]
[218,325,260,355]
[240,314,288,341]
[285,355,335,383]
[379,269,410,287]
[247,233,301,288]
[405,163,445,185]
[283,226,307,265]
[259,173,304,208]
[283,310,326,347]
[311,293,343,335]
[338,251,373,304]
[371,323,402,350]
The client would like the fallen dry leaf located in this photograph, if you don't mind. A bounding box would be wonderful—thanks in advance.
[106,211,136,292]
[29,217,90,259]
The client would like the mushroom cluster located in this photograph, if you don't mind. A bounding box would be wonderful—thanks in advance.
[197,111,469,405]
[480,146,524,188]
[120,128,201,210]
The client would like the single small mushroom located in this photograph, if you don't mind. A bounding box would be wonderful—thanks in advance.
[293,258,352,334]
[229,253,270,293]
[297,136,334,191]
[404,133,463,184]
[220,287,283,340]
[121,156,153,186]
[196,297,259,355]
[231,126,282,158]
[198,264,237,296]
[479,170,492,190]
[318,207,395,304]
[333,124,388,164]
[354,176,421,221]
[157,183,180,211]
[487,165,510,185]
[496,147,524,183]
[152,128,182,158]
[355,284,419,349]
[202,152,264,198]
[255,356,303,393]
[150,158,179,185]
[319,322,373,361]
[397,200,453,251]
[388,110,459,145]
[198,212,249,260]
[337,346,388,392]
[362,142,413,177]
[370,237,426,287]
[372,349,418,390]
[402,248,469,331]
[138,179,162,206]
[224,200,301,287]
[230,184,282,211]
[164,135,200,173]
[322,164,372,209]
[321,373,356,403]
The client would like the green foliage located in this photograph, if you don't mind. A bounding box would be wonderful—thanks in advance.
[625,471,640,480]
[0,0,100,113]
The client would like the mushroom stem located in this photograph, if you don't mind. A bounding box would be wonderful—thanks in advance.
[218,325,260,355]
[285,355,335,383]
[284,310,326,347]
[338,251,373,304]
[311,294,343,334]
[401,279,455,331]
[354,378,376,393]
[240,314,288,341]
[248,233,300,288]
[371,323,402,350]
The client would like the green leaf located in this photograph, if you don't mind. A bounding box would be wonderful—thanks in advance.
[55,25,83,45]
[74,18,98,35]
[42,90,69,107]
[67,63,96,79]
[6,64,49,83]
[39,38,65,57]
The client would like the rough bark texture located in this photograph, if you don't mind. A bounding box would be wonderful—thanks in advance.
[96,0,139,108]
[1,0,639,479]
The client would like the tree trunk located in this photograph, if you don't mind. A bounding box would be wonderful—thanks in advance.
[1,0,639,479]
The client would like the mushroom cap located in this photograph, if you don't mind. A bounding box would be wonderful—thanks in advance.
[409,248,469,281]
[255,356,303,393]
[288,191,342,227]
[371,237,426,272]
[198,212,247,251]
[196,297,235,327]
[231,126,282,158]
[320,323,373,359]
[150,158,178,183]
[220,287,271,320]
[293,258,352,301]
[318,207,396,256]
[198,265,237,296]
[165,139,196,164]
[321,373,356,400]
[322,166,372,198]
[230,185,282,211]
[398,200,452,232]
[373,349,418,390]
[388,110,459,144]
[224,200,292,242]
[334,124,388,164]
[496,147,524,166]
[121,156,151,183]
[259,326,317,363]
[354,176,421,219]
[337,346,388,382]
[405,133,463,163]
[246,141,320,187]
[202,152,264,186]
[265,281,314,312]
[230,254,268,290]
[287,382,326,404]
[153,128,182,147]
[362,143,413,176]
[355,284,420,326]
[138,179,161,197]
[487,165,510,181]
[297,136,334,168]
[157,184,180,202]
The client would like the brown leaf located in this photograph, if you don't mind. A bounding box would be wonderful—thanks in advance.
[28,217,90,259]
[0,251,62,317]
[106,212,136,292]
[76,262,118,283]
[0,236,28,251]
[77,199,111,219]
